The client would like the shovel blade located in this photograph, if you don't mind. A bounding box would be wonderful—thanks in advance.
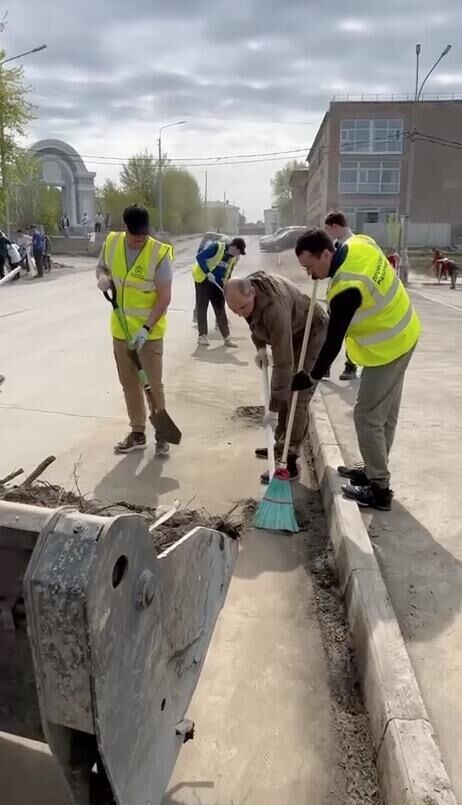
[150,409,182,445]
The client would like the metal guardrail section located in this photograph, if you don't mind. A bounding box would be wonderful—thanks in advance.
[0,501,238,805]
[331,93,462,102]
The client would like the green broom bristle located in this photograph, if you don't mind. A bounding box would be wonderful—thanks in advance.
[253,469,299,533]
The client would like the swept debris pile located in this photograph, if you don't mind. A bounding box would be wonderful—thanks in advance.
[232,405,264,428]
[0,456,256,554]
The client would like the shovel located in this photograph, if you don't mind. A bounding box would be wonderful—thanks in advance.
[103,282,182,445]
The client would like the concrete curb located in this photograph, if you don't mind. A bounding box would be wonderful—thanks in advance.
[309,392,457,805]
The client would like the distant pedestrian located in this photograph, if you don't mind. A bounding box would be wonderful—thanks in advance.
[432,248,449,281]
[81,212,89,238]
[16,229,33,273]
[0,230,11,279]
[31,225,44,278]
[61,214,70,238]
[95,212,103,234]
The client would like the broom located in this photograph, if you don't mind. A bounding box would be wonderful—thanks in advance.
[254,279,319,533]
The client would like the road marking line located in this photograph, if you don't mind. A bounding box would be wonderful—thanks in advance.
[411,287,462,313]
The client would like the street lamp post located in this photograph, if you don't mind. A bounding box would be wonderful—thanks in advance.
[414,44,421,101]
[0,44,47,236]
[157,120,186,233]
[400,44,451,285]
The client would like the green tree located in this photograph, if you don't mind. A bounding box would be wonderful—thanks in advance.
[0,48,35,227]
[120,150,157,206]
[271,160,306,226]
[162,167,202,234]
[12,155,61,233]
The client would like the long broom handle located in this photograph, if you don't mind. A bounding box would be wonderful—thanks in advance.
[281,279,319,466]
[262,358,276,480]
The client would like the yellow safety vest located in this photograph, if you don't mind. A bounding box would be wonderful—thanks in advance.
[192,240,238,284]
[104,232,173,340]
[327,239,421,367]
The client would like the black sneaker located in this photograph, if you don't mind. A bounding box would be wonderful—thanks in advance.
[339,364,358,381]
[342,482,392,511]
[114,431,146,454]
[337,462,369,486]
[261,456,299,485]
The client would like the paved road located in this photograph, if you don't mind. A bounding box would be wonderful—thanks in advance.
[0,238,378,804]
[277,253,462,801]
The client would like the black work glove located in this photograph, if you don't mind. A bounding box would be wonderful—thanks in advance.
[291,370,315,391]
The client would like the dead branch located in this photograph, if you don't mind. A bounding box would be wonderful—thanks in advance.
[0,467,24,486]
[21,456,56,487]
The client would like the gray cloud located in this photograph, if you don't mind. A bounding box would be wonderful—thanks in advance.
[5,0,462,218]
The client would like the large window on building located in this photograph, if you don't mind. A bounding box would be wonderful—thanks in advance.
[341,206,398,232]
[339,161,400,194]
[340,119,403,153]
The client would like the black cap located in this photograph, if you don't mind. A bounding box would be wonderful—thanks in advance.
[123,204,150,235]
[230,237,246,255]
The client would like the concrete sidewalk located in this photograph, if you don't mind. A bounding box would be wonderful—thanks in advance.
[314,284,462,801]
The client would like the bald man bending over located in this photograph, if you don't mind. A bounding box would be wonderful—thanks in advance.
[226,272,328,483]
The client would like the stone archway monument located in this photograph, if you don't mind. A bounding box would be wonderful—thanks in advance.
[31,139,96,227]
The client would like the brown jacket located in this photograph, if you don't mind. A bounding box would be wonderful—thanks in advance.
[246,272,328,409]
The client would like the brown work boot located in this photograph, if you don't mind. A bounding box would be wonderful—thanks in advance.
[114,431,146,454]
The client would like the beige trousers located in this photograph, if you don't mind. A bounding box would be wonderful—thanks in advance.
[113,338,165,432]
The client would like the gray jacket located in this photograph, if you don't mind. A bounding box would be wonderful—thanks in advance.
[246,272,328,408]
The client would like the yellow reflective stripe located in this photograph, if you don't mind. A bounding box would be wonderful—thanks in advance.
[105,232,122,268]
[356,304,414,346]
[351,274,400,325]
[330,270,376,294]
[123,279,154,291]
[124,307,153,317]
[207,241,226,272]
[146,241,162,281]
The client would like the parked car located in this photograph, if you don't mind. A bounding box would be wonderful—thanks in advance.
[259,226,306,252]
[197,231,230,252]
[259,226,300,247]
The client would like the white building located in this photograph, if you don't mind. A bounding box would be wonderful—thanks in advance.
[264,207,281,235]
[205,201,240,235]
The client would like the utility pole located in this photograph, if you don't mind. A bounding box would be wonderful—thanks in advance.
[203,169,208,230]
[157,134,163,232]
[157,120,186,233]
[414,44,421,101]
[0,44,47,236]
[400,44,451,285]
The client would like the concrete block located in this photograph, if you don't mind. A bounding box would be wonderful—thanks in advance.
[309,395,458,803]
[378,719,457,805]
[346,569,427,750]
[309,414,376,594]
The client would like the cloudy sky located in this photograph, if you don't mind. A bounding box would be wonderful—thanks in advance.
[4,0,462,220]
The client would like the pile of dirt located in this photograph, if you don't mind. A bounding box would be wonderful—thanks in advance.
[232,405,264,428]
[299,454,381,803]
[1,473,257,555]
[151,498,257,553]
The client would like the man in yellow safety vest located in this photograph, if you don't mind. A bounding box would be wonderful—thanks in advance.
[292,228,421,511]
[192,236,246,347]
[96,204,173,456]
[324,209,378,381]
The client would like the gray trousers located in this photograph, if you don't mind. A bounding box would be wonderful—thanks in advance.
[354,347,415,489]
